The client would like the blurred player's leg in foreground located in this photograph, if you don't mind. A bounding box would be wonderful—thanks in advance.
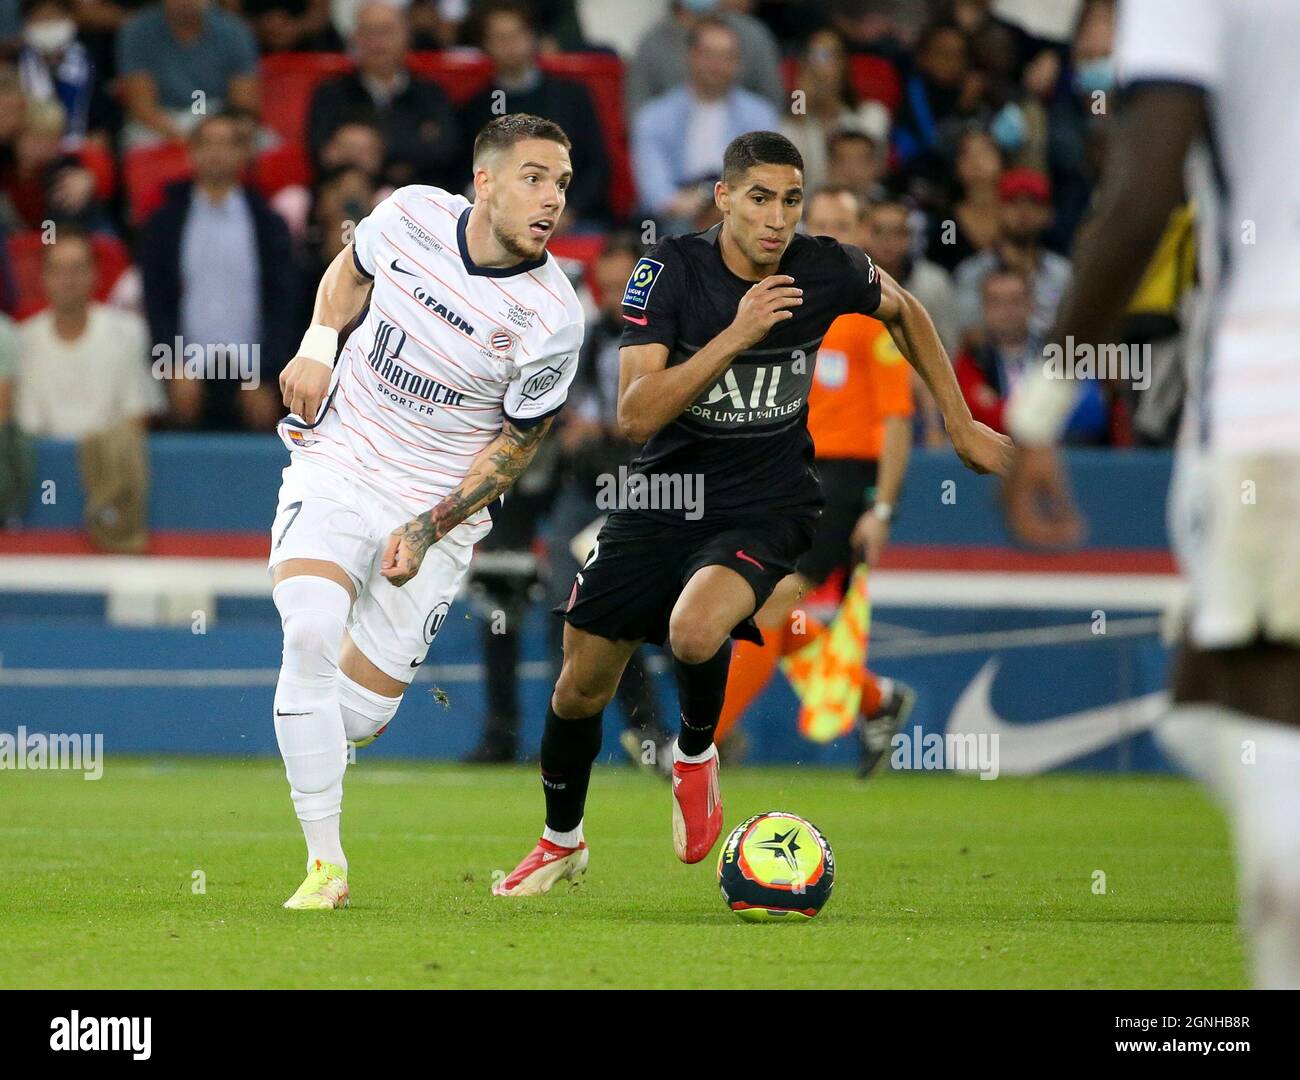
[1156,453,1300,989]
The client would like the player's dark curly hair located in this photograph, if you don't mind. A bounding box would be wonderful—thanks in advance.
[472,113,571,168]
[721,131,805,185]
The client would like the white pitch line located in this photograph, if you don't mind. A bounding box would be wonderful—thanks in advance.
[0,618,1166,688]
[869,616,1164,659]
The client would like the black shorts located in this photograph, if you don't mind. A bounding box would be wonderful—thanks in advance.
[797,458,878,585]
[557,508,818,646]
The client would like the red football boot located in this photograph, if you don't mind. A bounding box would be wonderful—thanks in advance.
[672,745,722,863]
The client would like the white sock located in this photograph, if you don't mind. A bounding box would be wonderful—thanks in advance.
[1159,706,1300,989]
[543,820,584,848]
[673,739,717,766]
[272,576,351,869]
[303,815,347,872]
[337,669,402,744]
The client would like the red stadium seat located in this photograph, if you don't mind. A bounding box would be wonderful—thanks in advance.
[123,141,192,227]
[538,54,631,220]
[252,143,312,198]
[6,231,133,319]
[404,52,494,103]
[848,55,901,114]
[780,54,901,114]
[258,51,634,219]
[545,232,605,297]
[78,140,117,201]
[779,56,797,94]
[258,52,354,147]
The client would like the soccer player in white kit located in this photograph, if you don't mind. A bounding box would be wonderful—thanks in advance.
[268,114,584,909]
[1003,0,1300,988]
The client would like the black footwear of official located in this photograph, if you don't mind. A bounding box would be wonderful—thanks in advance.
[855,680,916,779]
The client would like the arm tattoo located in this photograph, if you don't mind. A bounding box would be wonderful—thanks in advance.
[395,417,553,559]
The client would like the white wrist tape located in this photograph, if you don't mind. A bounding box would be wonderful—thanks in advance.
[297,325,339,369]
[1006,365,1079,446]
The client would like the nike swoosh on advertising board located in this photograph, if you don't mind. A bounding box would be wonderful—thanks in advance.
[947,659,1169,774]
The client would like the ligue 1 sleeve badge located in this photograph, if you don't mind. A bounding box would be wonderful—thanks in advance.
[622,257,664,309]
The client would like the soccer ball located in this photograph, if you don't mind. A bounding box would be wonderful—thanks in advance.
[717,811,834,922]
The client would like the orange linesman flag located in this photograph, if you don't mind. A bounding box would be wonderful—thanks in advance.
[782,565,872,743]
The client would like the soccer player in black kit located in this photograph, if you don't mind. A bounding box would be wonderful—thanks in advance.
[495,132,1011,896]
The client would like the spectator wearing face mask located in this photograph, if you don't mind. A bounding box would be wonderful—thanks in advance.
[1044,0,1116,252]
[16,0,113,145]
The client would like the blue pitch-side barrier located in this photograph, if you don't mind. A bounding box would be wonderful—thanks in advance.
[0,606,1173,771]
[1,438,1178,771]
[17,435,1174,547]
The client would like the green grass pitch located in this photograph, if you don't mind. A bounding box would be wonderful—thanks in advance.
[0,757,1244,989]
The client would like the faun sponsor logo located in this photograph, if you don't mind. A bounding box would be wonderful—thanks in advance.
[411,287,475,338]
[50,1012,151,1060]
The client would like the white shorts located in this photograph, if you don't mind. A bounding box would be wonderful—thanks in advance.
[1169,449,1300,648]
[267,454,488,684]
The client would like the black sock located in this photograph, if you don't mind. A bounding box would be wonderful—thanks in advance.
[674,641,732,757]
[540,703,603,834]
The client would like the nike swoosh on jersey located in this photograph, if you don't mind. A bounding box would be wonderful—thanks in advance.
[275,710,313,717]
[947,659,1168,774]
[735,550,764,570]
[391,258,417,276]
[622,313,648,325]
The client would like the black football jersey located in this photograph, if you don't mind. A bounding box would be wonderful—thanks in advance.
[619,224,883,522]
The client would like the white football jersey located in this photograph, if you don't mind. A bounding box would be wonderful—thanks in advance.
[1115,0,1300,454]
[279,185,585,533]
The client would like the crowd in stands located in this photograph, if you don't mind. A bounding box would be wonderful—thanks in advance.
[0,0,1196,547]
